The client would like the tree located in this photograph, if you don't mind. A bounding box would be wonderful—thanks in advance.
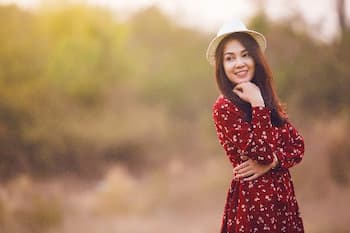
[337,0,347,36]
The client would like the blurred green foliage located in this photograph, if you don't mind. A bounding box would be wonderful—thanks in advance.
[250,12,350,114]
[0,4,349,180]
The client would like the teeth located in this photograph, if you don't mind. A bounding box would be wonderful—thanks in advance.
[236,70,247,75]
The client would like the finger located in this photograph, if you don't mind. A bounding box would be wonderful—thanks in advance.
[240,155,249,161]
[233,161,249,172]
[233,83,245,91]
[236,161,253,172]
[236,166,253,175]
[235,82,250,89]
[237,170,254,178]
[235,159,255,172]
[233,85,242,92]
[243,174,259,181]
[233,89,242,97]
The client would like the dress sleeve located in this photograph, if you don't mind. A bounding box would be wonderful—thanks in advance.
[212,99,275,164]
[273,121,305,169]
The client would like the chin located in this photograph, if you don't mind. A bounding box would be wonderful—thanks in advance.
[233,78,250,84]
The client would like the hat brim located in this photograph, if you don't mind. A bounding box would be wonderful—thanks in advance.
[206,30,266,65]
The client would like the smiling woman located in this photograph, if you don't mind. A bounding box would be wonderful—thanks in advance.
[207,19,305,233]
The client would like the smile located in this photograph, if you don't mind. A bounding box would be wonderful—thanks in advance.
[235,70,248,76]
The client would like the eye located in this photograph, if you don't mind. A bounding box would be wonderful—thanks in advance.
[224,56,233,61]
[242,52,249,57]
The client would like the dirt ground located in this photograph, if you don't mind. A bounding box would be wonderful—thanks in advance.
[1,156,350,233]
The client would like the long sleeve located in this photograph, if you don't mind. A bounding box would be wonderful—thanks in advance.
[212,97,275,165]
[273,121,305,169]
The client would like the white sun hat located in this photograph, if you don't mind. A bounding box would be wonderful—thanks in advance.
[206,18,267,65]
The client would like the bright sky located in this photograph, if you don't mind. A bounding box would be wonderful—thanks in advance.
[1,0,349,42]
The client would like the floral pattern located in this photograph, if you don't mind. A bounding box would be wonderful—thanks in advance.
[212,95,305,233]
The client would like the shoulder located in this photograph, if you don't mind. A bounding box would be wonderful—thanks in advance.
[213,95,238,114]
[212,95,239,112]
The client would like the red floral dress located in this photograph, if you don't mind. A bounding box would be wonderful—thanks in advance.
[212,95,305,233]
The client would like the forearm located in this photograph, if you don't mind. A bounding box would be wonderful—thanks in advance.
[244,106,276,164]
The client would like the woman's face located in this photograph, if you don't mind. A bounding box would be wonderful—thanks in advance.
[222,39,255,85]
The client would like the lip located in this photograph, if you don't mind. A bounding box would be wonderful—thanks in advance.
[235,70,248,76]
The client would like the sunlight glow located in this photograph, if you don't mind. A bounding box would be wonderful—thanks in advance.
[0,0,348,41]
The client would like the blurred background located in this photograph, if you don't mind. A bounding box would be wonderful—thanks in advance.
[0,0,349,232]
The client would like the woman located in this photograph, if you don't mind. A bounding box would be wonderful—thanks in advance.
[207,19,305,233]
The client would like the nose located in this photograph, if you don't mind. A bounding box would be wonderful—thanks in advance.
[235,58,245,68]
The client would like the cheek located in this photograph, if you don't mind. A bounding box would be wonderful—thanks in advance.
[247,59,255,74]
[223,61,228,70]
[223,61,232,74]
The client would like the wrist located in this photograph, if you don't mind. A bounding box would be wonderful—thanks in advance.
[251,101,265,107]
[250,98,265,107]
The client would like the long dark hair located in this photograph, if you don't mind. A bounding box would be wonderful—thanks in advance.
[214,32,287,126]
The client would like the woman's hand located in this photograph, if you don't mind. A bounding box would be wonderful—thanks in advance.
[233,156,277,181]
[233,82,265,107]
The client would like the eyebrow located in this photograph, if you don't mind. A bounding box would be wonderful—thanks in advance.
[223,49,248,55]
